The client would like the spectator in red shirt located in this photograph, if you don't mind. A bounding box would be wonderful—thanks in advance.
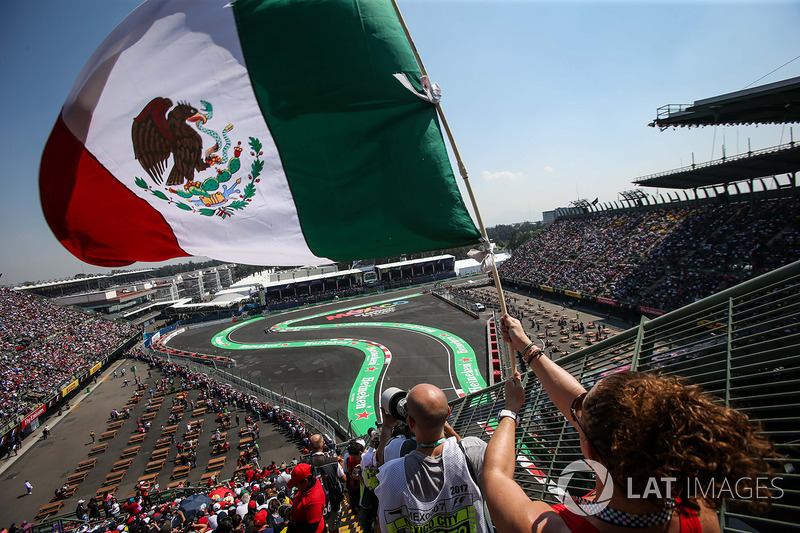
[286,463,324,533]
[345,442,364,513]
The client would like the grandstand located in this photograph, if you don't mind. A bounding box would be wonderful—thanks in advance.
[499,196,800,314]
[501,76,800,317]
[0,289,140,445]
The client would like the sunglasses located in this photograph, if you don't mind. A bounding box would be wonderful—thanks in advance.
[570,392,609,466]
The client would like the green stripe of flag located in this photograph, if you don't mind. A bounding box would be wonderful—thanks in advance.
[233,0,480,259]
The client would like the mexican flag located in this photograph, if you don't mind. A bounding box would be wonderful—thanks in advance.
[40,0,480,267]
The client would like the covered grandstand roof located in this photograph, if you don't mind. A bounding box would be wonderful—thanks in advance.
[225,267,362,293]
[636,76,800,190]
[171,293,247,309]
[634,141,800,189]
[650,75,800,129]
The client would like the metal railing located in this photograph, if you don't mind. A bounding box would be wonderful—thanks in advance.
[448,260,800,531]
[206,366,352,441]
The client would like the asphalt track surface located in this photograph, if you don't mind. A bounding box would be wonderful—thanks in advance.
[166,288,489,433]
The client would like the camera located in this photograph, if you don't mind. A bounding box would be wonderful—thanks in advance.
[381,387,408,421]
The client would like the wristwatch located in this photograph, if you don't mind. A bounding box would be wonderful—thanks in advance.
[499,409,520,427]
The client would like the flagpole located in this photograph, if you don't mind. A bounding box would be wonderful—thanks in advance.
[389,0,518,374]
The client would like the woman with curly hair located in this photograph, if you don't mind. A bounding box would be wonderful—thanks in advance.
[483,314,776,533]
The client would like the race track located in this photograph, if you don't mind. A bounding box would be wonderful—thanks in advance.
[163,288,489,434]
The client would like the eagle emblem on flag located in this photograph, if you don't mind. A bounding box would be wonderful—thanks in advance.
[132,97,263,219]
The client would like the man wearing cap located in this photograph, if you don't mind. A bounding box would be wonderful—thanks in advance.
[307,434,345,533]
[76,500,88,522]
[375,383,488,533]
[286,463,325,533]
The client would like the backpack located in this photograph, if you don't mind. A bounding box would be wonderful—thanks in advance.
[309,455,344,505]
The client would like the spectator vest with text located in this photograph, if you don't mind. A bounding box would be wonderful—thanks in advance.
[376,437,487,533]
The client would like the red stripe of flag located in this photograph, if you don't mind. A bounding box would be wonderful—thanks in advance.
[40,115,188,267]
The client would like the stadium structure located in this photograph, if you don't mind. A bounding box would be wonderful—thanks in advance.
[3,77,800,532]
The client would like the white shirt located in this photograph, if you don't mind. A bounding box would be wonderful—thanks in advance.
[276,471,291,491]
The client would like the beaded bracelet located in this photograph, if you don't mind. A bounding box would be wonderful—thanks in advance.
[522,342,542,364]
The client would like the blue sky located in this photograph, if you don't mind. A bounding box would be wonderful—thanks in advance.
[2,0,799,285]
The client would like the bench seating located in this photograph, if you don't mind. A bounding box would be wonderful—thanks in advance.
[151,449,170,461]
[67,471,88,484]
[89,443,108,455]
[77,458,97,471]
[211,443,229,456]
[138,473,159,485]
[107,420,124,430]
[207,457,226,471]
[96,485,118,498]
[201,471,220,482]
[142,412,157,422]
[36,502,63,520]
[104,471,125,486]
[146,460,166,473]
[161,425,178,436]
[171,466,191,479]
[100,430,117,441]
[52,484,77,501]
[112,459,133,471]
[129,433,147,444]
[121,446,140,458]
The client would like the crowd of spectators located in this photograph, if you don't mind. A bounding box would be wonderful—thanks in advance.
[0,289,140,426]
[500,198,800,311]
[132,351,313,452]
